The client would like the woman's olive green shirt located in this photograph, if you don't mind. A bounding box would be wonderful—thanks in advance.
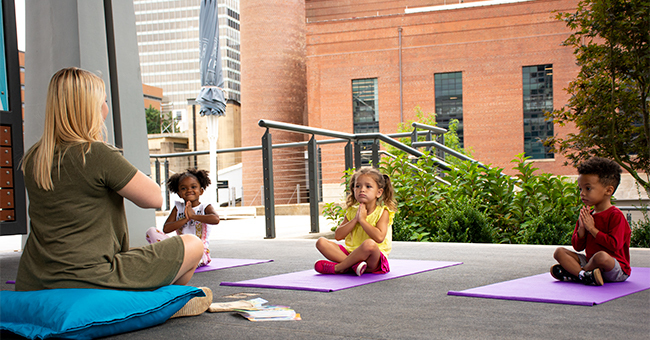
[16,142,183,291]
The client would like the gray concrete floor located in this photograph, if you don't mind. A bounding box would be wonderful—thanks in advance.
[1,216,649,339]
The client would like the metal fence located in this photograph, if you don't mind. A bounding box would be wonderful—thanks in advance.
[149,120,454,238]
[257,119,455,238]
[149,121,649,239]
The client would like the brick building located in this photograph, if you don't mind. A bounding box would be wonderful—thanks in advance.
[305,0,581,185]
[241,0,584,205]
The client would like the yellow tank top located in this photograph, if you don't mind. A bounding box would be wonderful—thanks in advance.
[344,205,394,256]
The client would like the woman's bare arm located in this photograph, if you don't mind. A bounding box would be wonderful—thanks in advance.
[117,171,162,209]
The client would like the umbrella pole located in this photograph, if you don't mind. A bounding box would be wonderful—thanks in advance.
[207,114,219,205]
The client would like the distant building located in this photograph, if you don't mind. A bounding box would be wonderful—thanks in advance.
[133,0,241,110]
[143,84,163,113]
[135,0,243,207]
[301,0,580,179]
[239,0,580,205]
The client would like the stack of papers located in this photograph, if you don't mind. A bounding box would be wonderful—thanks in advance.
[208,299,257,312]
[208,297,301,321]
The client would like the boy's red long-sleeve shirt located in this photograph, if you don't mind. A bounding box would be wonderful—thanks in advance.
[572,206,631,276]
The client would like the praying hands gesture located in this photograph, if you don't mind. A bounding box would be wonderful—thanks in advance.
[355,202,368,223]
[184,201,197,220]
[578,206,598,238]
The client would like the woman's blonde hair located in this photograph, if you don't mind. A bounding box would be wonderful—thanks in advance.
[345,166,397,211]
[22,67,107,190]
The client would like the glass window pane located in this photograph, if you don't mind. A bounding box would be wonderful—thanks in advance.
[434,71,463,147]
[352,78,379,134]
[523,64,554,159]
[352,78,379,164]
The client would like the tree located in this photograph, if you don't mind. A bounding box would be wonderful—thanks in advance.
[145,105,161,134]
[547,0,649,196]
[384,106,471,165]
[145,105,174,134]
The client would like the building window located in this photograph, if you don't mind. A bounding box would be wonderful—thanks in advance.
[434,72,463,146]
[228,19,240,31]
[227,8,240,21]
[352,78,379,134]
[523,64,554,159]
[352,78,379,164]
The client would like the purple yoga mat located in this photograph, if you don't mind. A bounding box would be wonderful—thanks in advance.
[448,267,650,306]
[195,258,273,273]
[220,259,462,292]
[4,259,271,281]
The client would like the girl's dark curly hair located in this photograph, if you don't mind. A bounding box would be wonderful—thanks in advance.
[577,157,622,191]
[167,168,211,194]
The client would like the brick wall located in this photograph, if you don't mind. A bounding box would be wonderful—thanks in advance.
[241,0,308,205]
[306,0,581,184]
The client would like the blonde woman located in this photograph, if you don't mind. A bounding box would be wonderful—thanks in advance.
[16,68,211,315]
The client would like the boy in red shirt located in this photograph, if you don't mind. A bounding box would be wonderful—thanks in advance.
[551,157,631,286]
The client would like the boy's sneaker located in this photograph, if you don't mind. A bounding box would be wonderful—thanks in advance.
[580,268,604,286]
[550,264,578,282]
[351,261,367,276]
[314,260,337,274]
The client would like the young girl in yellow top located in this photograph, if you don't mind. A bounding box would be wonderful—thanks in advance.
[315,167,397,275]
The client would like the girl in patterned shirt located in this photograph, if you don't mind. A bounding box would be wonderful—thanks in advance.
[146,168,220,266]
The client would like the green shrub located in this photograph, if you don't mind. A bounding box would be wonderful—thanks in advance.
[377,151,582,245]
[433,197,495,243]
[322,202,344,232]
[381,153,444,241]
[329,111,584,245]
[631,216,650,248]
[516,204,574,245]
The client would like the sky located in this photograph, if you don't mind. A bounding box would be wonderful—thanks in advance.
[15,0,24,51]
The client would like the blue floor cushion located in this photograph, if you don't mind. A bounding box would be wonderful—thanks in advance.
[0,285,204,339]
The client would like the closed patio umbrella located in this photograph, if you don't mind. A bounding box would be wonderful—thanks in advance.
[197,0,226,204]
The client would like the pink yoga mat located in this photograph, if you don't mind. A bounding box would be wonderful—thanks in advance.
[195,258,273,273]
[220,259,462,292]
[447,267,650,306]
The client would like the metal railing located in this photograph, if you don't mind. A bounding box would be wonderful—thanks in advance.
[410,122,489,170]
[150,140,343,211]
[617,206,650,224]
[257,119,481,238]
[149,120,485,238]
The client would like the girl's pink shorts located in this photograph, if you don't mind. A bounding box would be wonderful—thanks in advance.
[338,244,390,274]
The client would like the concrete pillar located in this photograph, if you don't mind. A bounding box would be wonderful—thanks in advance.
[24,0,154,247]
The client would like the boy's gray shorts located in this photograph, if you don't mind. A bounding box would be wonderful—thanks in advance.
[577,254,629,282]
